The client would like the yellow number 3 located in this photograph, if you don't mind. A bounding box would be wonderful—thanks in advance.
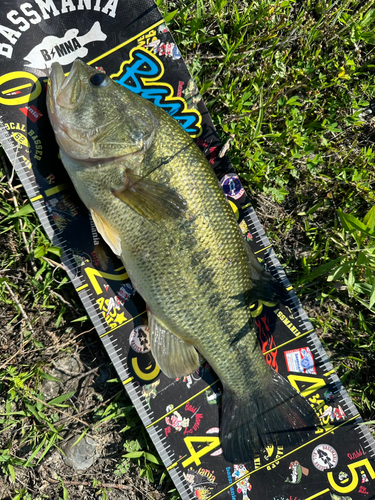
[328,458,375,493]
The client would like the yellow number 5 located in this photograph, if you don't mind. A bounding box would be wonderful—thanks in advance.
[328,458,375,493]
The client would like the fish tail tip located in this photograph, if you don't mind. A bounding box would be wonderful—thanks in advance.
[220,371,317,464]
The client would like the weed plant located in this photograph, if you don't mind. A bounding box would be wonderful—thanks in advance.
[1,0,375,498]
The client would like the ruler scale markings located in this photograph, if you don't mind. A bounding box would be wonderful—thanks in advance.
[113,359,127,370]
[101,334,125,353]
[252,222,263,231]
[116,369,129,380]
[81,302,98,313]
[105,346,119,358]
[16,168,29,178]
[6,153,18,162]
[113,351,126,361]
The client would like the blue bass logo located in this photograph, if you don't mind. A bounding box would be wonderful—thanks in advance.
[111,47,201,136]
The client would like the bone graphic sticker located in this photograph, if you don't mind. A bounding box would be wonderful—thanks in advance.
[23,21,107,70]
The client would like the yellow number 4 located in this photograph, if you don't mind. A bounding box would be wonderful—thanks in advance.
[182,436,221,468]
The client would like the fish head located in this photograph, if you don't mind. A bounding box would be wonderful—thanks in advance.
[47,59,158,163]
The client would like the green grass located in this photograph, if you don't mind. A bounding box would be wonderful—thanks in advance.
[1,0,375,498]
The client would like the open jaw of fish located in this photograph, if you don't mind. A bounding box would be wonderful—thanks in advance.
[47,59,318,465]
[47,60,157,162]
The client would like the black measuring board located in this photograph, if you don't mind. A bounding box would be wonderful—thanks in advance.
[0,1,374,499]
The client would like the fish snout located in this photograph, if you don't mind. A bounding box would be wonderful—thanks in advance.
[47,60,92,159]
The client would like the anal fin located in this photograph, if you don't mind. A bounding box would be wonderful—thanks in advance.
[148,311,199,378]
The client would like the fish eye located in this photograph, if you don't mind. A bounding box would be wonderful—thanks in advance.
[90,73,109,87]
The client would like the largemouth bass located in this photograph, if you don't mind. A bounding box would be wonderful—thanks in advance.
[47,59,316,463]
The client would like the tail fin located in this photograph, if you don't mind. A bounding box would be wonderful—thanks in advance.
[220,370,317,464]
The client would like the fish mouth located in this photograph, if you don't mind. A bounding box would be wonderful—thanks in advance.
[47,60,90,158]
[47,60,113,160]
[49,59,86,110]
[47,60,157,163]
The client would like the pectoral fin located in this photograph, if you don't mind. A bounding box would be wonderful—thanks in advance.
[148,311,199,378]
[90,208,122,256]
[112,171,187,223]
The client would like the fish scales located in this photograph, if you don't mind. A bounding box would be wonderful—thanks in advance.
[70,118,262,393]
[47,59,317,464]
